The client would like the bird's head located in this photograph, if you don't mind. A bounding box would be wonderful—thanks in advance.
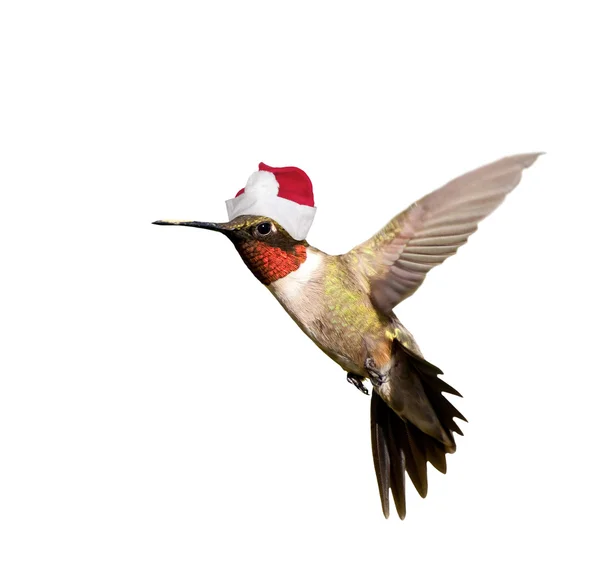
[153,215,308,285]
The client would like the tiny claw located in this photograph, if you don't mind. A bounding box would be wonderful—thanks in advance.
[347,373,369,395]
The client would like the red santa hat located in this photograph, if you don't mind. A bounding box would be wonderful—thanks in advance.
[225,163,317,240]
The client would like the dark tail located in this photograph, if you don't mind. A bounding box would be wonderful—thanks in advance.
[370,343,467,519]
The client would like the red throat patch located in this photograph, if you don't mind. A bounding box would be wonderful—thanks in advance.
[238,241,307,285]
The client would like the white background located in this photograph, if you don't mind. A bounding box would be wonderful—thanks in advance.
[1,1,599,580]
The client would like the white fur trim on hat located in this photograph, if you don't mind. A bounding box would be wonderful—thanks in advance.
[225,170,316,241]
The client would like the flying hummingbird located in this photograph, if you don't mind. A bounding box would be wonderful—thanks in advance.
[154,153,541,519]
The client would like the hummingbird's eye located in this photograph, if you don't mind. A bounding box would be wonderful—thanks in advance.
[256,222,273,236]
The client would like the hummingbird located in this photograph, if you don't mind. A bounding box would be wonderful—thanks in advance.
[154,153,541,519]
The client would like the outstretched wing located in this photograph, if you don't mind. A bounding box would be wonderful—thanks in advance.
[351,153,542,314]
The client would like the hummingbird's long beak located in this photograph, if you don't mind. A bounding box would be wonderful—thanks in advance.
[152,220,232,234]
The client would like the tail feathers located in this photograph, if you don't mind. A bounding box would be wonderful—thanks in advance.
[370,344,466,519]
[370,393,395,518]
[411,354,468,446]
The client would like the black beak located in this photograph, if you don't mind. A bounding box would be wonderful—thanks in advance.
[152,220,232,235]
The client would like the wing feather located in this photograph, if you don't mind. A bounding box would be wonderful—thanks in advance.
[351,153,542,313]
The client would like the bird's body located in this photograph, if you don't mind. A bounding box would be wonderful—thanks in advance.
[265,244,458,457]
[155,152,541,519]
[268,246,418,377]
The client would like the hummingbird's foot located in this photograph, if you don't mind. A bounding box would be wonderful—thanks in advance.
[347,373,369,395]
[365,358,389,388]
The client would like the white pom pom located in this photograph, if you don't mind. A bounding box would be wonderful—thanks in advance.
[244,170,279,199]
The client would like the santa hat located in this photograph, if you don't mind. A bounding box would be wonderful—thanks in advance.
[225,163,316,241]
